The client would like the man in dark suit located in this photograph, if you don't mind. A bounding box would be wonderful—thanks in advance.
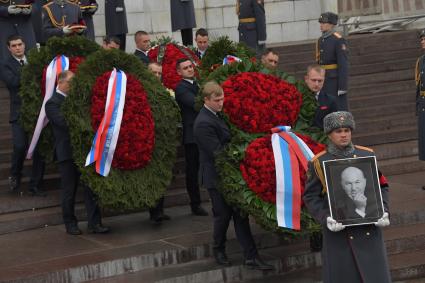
[45,70,109,235]
[316,12,349,110]
[175,58,208,216]
[0,0,37,62]
[194,28,208,59]
[105,0,127,51]
[42,0,86,41]
[193,81,274,270]
[1,35,46,196]
[304,64,339,129]
[134,30,150,65]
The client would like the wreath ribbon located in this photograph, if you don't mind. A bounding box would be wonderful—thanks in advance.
[27,55,69,159]
[85,68,127,177]
[271,126,314,230]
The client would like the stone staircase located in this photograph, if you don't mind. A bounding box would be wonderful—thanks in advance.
[0,29,424,282]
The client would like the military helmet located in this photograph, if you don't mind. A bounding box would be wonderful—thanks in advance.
[419,29,425,39]
[318,12,338,25]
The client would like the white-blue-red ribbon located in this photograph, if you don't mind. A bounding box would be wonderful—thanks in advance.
[271,126,314,230]
[85,68,127,177]
[222,55,242,65]
[27,55,69,159]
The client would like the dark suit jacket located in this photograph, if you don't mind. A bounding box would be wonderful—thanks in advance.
[175,79,199,144]
[313,91,338,129]
[1,56,24,123]
[45,91,73,162]
[194,107,230,189]
[134,49,149,65]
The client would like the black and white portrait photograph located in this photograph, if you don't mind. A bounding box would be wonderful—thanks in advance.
[323,156,385,226]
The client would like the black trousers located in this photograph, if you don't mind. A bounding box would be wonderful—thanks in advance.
[10,122,45,188]
[149,197,165,218]
[180,28,193,46]
[57,160,101,228]
[184,143,201,208]
[207,188,257,260]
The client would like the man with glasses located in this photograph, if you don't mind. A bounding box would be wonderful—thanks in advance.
[415,29,425,190]
[175,58,208,217]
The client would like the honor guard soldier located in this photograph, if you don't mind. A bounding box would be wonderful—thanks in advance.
[68,0,98,41]
[105,0,128,51]
[316,12,349,111]
[415,29,425,190]
[236,0,266,55]
[42,0,86,41]
[0,0,36,63]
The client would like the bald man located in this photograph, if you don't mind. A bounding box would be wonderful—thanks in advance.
[340,166,367,218]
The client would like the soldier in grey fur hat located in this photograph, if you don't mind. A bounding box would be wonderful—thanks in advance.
[303,111,392,283]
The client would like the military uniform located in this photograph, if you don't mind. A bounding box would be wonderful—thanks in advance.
[42,0,84,41]
[31,0,48,44]
[316,12,349,111]
[0,0,36,62]
[170,0,196,46]
[105,0,127,51]
[415,53,425,160]
[68,0,97,41]
[236,0,266,54]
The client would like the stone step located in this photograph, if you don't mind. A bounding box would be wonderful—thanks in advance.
[350,69,414,86]
[0,161,57,180]
[353,127,418,146]
[350,101,414,120]
[379,156,425,176]
[371,140,419,161]
[349,90,414,110]
[350,80,414,97]
[0,173,60,194]
[354,113,417,135]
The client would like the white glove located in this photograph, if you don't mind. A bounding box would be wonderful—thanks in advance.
[115,6,124,12]
[21,5,32,15]
[375,212,390,228]
[62,25,73,35]
[8,5,22,15]
[337,90,347,96]
[326,216,345,232]
[76,26,86,34]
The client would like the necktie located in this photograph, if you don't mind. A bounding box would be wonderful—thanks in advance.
[19,60,25,66]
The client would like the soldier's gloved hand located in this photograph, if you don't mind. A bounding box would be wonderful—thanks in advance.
[115,6,124,12]
[62,25,73,35]
[76,26,86,34]
[337,90,347,96]
[21,6,32,15]
[8,5,22,15]
[326,216,345,232]
[375,212,390,228]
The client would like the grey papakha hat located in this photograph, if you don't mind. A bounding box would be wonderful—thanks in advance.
[323,111,355,134]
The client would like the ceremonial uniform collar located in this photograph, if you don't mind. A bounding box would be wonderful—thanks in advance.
[322,28,336,39]
[327,142,355,158]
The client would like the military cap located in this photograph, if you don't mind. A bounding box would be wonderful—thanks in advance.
[318,12,338,25]
[323,111,355,134]
[419,29,425,39]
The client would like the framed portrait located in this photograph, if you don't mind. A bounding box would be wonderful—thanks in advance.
[323,156,385,226]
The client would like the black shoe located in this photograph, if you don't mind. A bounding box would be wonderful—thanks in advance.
[87,224,110,234]
[191,206,208,216]
[66,225,82,235]
[309,232,323,252]
[150,213,163,224]
[9,176,20,191]
[28,187,47,197]
[244,256,274,271]
[160,213,171,221]
[214,250,231,266]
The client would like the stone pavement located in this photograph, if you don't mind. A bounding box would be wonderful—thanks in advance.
[0,170,423,282]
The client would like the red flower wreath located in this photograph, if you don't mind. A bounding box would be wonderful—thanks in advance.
[90,71,155,170]
[222,72,302,133]
[148,43,200,90]
[41,56,84,96]
[240,133,326,204]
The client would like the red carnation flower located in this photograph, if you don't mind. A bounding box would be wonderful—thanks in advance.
[90,72,155,170]
[222,72,303,133]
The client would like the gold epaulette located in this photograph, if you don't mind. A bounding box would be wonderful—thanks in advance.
[416,57,421,86]
[333,32,342,39]
[354,145,374,152]
[311,151,327,194]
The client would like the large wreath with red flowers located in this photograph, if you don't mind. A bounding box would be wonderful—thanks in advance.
[62,49,180,209]
[148,43,200,90]
[206,60,327,236]
[20,36,99,161]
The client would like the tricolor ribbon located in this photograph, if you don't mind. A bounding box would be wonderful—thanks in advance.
[222,55,242,65]
[27,55,69,159]
[85,68,127,177]
[271,126,314,230]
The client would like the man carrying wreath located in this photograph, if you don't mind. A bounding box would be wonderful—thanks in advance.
[303,111,391,283]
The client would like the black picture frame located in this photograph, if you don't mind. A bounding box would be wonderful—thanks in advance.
[323,156,385,226]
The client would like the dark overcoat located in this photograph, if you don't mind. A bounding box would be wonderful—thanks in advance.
[31,0,48,44]
[303,146,391,283]
[237,0,266,50]
[42,1,83,40]
[170,0,196,32]
[0,0,36,62]
[105,0,127,36]
[415,54,425,160]
[68,0,98,40]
